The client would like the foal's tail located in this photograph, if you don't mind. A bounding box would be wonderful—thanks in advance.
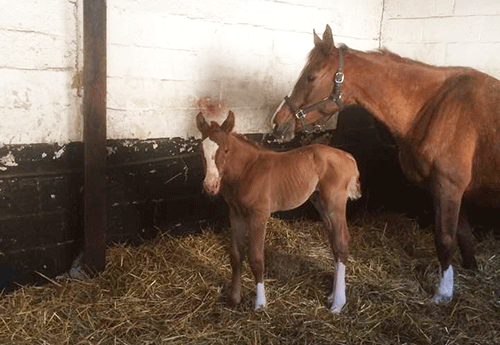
[347,174,362,201]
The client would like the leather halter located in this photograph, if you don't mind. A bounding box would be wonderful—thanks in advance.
[283,45,347,133]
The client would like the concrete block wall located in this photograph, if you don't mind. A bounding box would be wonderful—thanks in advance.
[381,0,500,79]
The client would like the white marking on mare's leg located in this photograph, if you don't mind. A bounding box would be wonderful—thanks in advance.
[255,282,267,309]
[432,265,454,303]
[202,138,220,193]
[329,260,346,313]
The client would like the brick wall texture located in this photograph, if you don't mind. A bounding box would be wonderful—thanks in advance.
[0,0,499,146]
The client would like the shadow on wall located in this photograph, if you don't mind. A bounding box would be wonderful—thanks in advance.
[196,54,292,132]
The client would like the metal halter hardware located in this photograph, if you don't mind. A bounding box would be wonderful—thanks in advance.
[284,45,347,134]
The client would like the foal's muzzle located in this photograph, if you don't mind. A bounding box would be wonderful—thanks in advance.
[203,178,220,195]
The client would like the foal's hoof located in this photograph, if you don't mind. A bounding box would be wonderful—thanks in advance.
[254,297,267,310]
[330,304,345,314]
[227,294,242,308]
[431,292,453,304]
[327,293,346,314]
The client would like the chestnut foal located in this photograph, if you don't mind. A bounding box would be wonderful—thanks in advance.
[197,110,360,313]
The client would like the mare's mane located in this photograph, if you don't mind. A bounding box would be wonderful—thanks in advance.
[308,43,431,68]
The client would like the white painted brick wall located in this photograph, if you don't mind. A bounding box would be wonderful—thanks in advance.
[0,0,81,145]
[106,0,382,140]
[381,0,500,79]
[0,0,380,144]
[4,0,499,145]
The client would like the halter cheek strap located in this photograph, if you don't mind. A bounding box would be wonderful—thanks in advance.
[284,44,347,133]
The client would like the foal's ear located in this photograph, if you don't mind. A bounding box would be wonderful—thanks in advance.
[196,112,209,133]
[221,111,235,133]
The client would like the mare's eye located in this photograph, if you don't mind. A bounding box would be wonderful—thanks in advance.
[307,75,316,83]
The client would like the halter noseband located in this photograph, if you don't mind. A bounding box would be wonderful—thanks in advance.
[283,44,347,133]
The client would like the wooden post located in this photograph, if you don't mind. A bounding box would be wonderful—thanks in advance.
[83,0,107,273]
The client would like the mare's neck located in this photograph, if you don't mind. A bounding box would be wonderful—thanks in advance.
[344,50,452,139]
[222,134,262,185]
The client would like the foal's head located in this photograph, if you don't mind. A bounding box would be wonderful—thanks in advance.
[272,25,343,141]
[196,111,235,195]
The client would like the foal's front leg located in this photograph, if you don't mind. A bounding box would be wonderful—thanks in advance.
[248,213,269,309]
[228,209,247,307]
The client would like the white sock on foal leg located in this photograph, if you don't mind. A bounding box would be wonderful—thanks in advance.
[432,265,454,303]
[329,260,346,313]
[255,282,267,309]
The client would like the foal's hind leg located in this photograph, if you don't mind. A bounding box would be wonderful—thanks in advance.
[457,206,477,269]
[311,192,350,313]
[247,212,269,309]
[228,208,247,307]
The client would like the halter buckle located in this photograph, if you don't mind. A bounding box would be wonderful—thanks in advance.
[334,71,344,84]
[294,108,306,121]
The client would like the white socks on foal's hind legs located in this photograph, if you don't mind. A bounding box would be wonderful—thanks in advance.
[328,260,346,313]
[432,265,454,303]
[255,282,267,309]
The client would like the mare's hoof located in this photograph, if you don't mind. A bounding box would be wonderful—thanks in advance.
[462,257,478,270]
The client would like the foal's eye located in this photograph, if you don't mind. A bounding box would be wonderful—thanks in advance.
[307,75,316,83]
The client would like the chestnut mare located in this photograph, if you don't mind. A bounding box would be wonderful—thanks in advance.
[197,110,360,313]
[272,25,500,303]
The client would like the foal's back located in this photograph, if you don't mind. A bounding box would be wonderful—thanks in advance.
[245,143,359,212]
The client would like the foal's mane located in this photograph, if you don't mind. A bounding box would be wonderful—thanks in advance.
[230,132,264,151]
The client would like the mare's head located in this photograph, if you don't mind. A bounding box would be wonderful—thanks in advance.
[272,24,345,142]
[196,110,235,195]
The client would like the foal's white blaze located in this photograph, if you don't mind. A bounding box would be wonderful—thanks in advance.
[255,282,267,309]
[202,138,220,194]
[433,265,454,303]
[329,260,346,313]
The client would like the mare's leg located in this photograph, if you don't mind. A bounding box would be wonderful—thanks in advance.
[228,209,247,307]
[431,177,463,303]
[311,192,350,313]
[247,212,269,309]
[457,206,477,269]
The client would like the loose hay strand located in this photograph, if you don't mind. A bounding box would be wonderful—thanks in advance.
[0,213,499,344]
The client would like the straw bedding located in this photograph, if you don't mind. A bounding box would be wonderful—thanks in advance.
[1,213,499,345]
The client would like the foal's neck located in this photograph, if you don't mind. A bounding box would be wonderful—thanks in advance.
[223,133,263,184]
[344,50,452,139]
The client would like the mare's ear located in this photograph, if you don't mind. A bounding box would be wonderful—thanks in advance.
[196,112,209,133]
[313,29,322,47]
[221,111,235,133]
[322,25,334,53]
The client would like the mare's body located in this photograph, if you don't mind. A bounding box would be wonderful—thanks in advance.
[272,25,500,302]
